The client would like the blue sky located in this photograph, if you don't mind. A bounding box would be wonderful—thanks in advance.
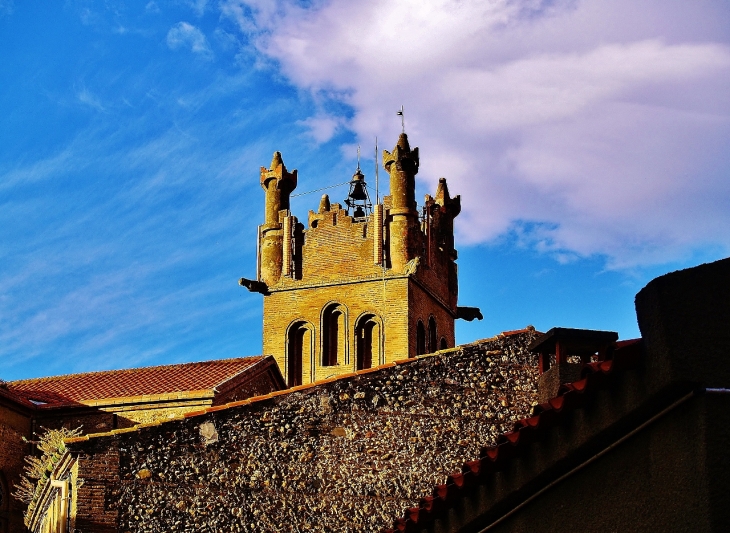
[1,0,729,380]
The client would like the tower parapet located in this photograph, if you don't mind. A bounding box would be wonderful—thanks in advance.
[259,152,297,286]
[383,133,421,272]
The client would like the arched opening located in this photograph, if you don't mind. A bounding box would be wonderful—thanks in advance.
[416,320,426,356]
[287,321,312,387]
[428,316,437,353]
[356,314,382,370]
[440,337,448,350]
[322,303,347,366]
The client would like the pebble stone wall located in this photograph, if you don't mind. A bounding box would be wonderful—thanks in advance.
[70,330,540,533]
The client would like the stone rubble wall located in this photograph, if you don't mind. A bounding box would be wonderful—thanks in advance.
[71,331,540,533]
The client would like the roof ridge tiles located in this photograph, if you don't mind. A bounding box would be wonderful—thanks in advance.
[9,355,264,386]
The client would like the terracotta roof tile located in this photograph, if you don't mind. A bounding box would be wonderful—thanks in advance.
[8,356,265,405]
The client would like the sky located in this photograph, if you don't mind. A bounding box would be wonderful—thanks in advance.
[1,0,729,380]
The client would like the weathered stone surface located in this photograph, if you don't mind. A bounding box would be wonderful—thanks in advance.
[70,330,540,532]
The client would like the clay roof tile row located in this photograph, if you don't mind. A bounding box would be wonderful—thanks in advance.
[8,356,265,407]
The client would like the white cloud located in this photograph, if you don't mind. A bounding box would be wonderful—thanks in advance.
[297,113,343,144]
[185,0,208,17]
[166,21,213,59]
[220,0,730,268]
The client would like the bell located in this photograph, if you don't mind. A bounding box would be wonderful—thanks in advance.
[349,181,367,201]
[354,206,365,218]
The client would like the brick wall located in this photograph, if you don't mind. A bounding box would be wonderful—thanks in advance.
[73,439,120,533]
[264,278,411,384]
[0,403,31,532]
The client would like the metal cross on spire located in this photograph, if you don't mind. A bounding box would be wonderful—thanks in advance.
[357,145,361,170]
[397,105,404,133]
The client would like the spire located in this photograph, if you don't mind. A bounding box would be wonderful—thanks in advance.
[434,177,450,205]
[397,133,410,152]
[434,177,461,218]
[318,194,331,214]
[270,151,284,171]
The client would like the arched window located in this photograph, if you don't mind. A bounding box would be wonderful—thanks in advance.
[322,303,347,366]
[287,321,313,387]
[356,314,382,370]
[440,337,448,350]
[416,320,426,356]
[428,316,437,353]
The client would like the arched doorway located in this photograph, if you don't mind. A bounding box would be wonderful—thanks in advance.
[356,314,382,370]
[287,321,313,387]
[322,303,347,366]
[416,320,426,356]
[428,316,437,353]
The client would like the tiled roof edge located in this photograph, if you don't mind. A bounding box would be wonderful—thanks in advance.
[212,355,282,394]
[9,355,265,387]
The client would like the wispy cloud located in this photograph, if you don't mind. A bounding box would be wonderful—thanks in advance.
[76,86,106,111]
[166,21,213,59]
[0,0,13,17]
[220,0,730,268]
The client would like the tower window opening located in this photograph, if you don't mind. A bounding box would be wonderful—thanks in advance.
[356,314,381,370]
[416,320,426,356]
[322,304,346,366]
[440,337,448,350]
[287,321,311,387]
[428,316,437,354]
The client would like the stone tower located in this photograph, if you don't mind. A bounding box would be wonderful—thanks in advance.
[241,133,478,387]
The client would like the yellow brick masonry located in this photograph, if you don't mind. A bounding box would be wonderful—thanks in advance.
[257,133,461,386]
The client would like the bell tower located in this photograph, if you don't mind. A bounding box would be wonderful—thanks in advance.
[241,133,480,387]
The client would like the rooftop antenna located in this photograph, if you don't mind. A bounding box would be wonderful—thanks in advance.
[397,105,405,133]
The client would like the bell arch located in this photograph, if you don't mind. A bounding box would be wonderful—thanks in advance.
[321,302,348,366]
[416,320,426,356]
[286,320,314,387]
[355,313,383,370]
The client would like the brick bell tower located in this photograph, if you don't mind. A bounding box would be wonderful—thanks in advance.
[240,133,481,387]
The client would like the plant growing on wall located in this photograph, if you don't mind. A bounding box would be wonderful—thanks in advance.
[13,426,81,525]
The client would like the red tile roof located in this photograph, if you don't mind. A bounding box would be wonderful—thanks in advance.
[8,356,266,406]
[383,338,644,533]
